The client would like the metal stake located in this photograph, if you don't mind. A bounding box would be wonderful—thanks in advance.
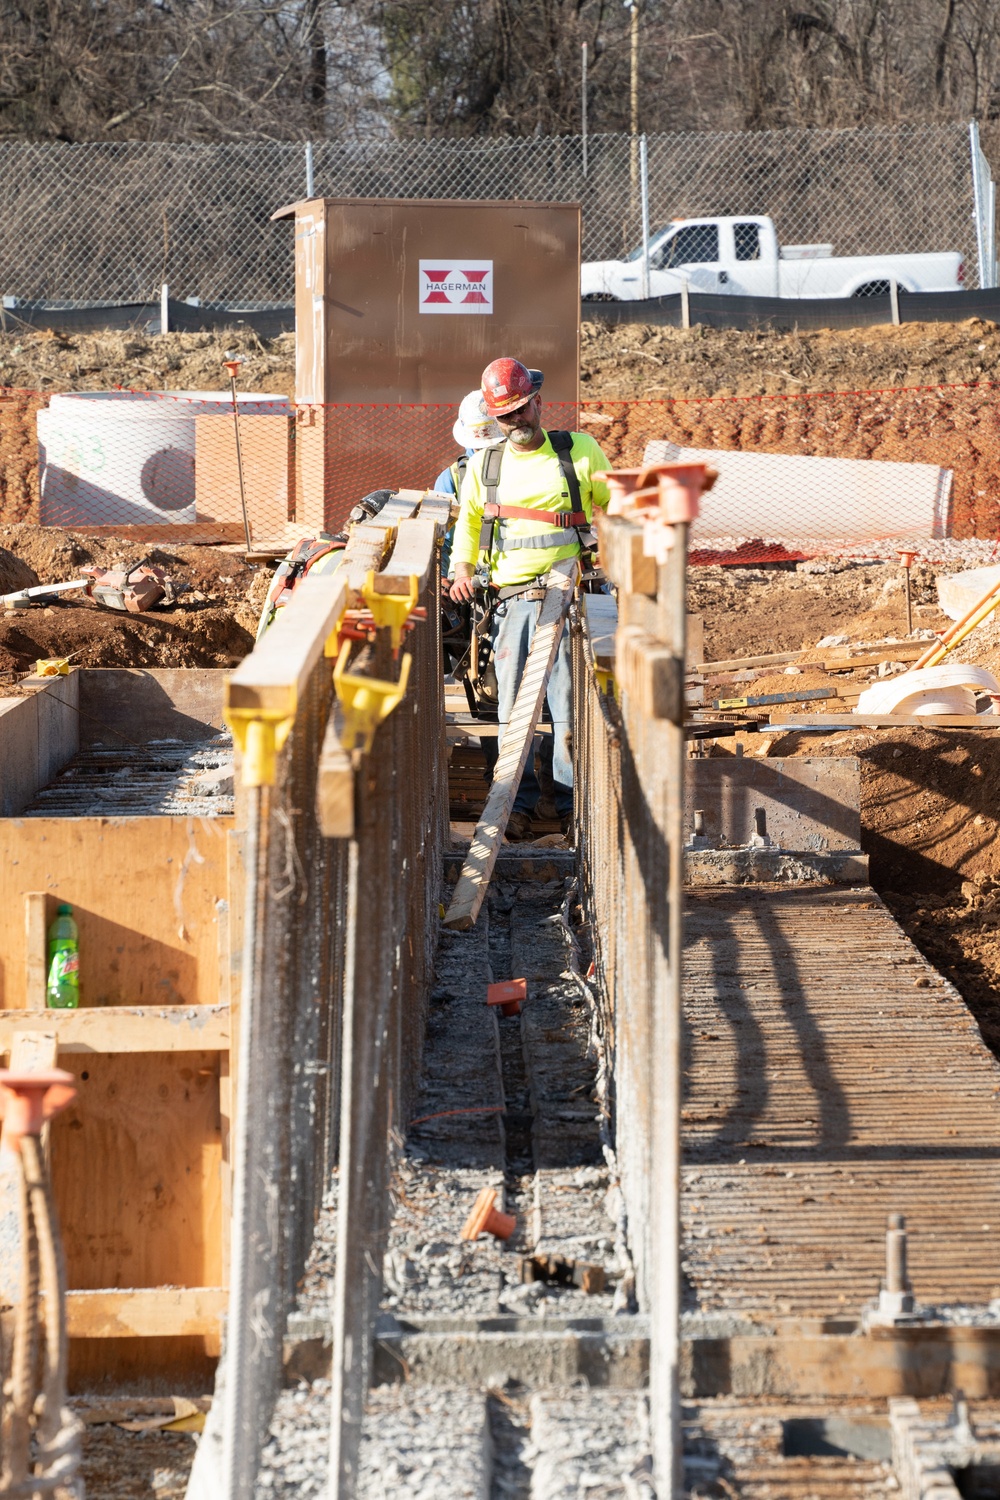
[898,550,917,635]
[581,44,588,178]
[224,358,253,552]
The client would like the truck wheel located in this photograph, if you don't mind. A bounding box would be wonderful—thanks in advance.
[852,281,893,298]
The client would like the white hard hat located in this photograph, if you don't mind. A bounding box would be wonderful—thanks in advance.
[453,390,502,450]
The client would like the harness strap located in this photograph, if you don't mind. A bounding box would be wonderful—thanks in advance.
[482,502,587,528]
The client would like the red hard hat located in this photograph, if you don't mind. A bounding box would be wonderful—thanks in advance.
[481,357,534,417]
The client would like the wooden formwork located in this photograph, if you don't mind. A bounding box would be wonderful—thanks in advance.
[0,668,240,1388]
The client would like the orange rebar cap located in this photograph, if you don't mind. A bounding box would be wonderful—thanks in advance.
[0,1069,77,1150]
[487,979,527,1018]
[460,1186,516,1242]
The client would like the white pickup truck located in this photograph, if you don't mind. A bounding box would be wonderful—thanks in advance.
[581,215,965,300]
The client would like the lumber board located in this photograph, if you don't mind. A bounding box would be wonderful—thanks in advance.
[695,643,925,675]
[0,1005,230,1055]
[713,683,859,710]
[65,1286,227,1339]
[341,527,392,593]
[444,571,574,931]
[417,489,457,529]
[581,592,618,669]
[597,513,656,595]
[226,571,349,716]
[768,712,1000,730]
[374,516,439,595]
[616,625,684,721]
[25,891,48,1009]
[316,701,355,838]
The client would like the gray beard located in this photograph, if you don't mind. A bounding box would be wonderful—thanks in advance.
[506,425,536,446]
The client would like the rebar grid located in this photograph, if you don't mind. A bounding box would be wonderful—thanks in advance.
[220,553,446,1500]
[0,122,985,304]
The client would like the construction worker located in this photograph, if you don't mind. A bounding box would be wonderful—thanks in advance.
[450,357,611,839]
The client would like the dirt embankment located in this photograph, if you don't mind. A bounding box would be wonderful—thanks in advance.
[0,526,262,671]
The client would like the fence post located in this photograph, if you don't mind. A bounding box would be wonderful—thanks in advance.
[160,283,169,335]
[305,140,315,199]
[680,278,690,330]
[640,135,650,299]
[581,44,588,179]
[969,120,988,290]
[889,277,900,326]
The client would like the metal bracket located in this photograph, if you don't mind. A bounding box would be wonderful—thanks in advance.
[333,641,412,753]
[362,571,419,653]
[226,709,294,788]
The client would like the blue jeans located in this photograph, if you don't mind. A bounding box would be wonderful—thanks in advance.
[492,596,573,816]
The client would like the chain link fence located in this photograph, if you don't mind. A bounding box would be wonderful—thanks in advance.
[0,122,990,306]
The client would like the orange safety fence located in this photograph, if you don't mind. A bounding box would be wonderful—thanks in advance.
[2,384,1000,562]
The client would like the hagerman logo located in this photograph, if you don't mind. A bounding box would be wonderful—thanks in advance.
[418,260,493,314]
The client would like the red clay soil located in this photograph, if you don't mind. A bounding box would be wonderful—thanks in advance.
[583,384,1000,538]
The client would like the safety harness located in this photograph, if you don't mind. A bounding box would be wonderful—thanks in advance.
[476,431,588,566]
[256,532,347,640]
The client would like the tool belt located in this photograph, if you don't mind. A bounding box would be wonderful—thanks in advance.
[496,582,548,603]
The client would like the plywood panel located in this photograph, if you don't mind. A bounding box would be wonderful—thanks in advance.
[0,816,231,1010]
[51,1050,222,1292]
[78,669,226,747]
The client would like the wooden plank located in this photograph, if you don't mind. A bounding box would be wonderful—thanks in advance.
[767,712,1000,730]
[617,625,683,721]
[57,524,245,543]
[341,527,392,593]
[417,489,457,529]
[65,1286,227,1339]
[597,513,656,595]
[686,613,705,670]
[374,517,439,595]
[582,592,618,668]
[695,643,925,675]
[316,701,355,839]
[444,571,574,932]
[25,891,49,1009]
[0,1005,230,1054]
[226,571,349,716]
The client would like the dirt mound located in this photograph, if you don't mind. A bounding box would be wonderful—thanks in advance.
[0,326,294,396]
[0,597,254,672]
[581,316,1000,400]
[0,546,37,594]
[0,524,267,671]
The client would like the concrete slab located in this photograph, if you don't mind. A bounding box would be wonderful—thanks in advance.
[684,756,861,851]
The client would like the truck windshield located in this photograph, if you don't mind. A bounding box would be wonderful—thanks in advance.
[624,227,673,262]
[652,223,719,269]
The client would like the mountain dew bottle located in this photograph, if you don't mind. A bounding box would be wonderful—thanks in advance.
[46,903,80,1009]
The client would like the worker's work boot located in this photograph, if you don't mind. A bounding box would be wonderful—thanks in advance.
[505,811,535,842]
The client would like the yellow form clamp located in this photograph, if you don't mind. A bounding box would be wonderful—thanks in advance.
[333,642,412,753]
[226,710,295,788]
[362,571,419,653]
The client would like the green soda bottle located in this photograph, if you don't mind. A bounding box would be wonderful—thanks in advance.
[46,902,80,1009]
